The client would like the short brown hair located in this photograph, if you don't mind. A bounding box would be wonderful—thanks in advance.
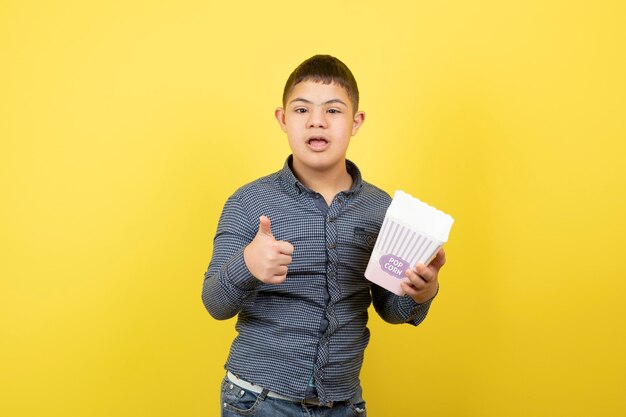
[282,55,359,113]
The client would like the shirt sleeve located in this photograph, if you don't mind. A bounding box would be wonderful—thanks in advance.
[370,283,436,326]
[201,194,262,320]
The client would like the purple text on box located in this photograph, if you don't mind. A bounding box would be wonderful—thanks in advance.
[379,254,409,279]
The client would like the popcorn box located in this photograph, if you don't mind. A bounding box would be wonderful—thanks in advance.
[365,191,454,296]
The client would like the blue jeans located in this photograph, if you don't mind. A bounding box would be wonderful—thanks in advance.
[220,377,367,417]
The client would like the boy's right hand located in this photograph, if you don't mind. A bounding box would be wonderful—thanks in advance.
[243,215,294,284]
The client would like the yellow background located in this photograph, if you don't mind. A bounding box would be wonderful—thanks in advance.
[2,1,625,416]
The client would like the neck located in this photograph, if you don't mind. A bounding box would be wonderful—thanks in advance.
[291,159,353,203]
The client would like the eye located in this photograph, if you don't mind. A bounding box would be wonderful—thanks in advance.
[295,108,308,113]
[328,108,341,114]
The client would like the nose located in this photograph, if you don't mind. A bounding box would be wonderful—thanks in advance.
[307,108,327,128]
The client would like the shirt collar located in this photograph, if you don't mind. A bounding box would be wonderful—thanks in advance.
[278,155,364,196]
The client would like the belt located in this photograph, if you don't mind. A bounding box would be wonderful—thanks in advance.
[226,371,327,406]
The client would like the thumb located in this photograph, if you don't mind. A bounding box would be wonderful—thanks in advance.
[257,215,274,238]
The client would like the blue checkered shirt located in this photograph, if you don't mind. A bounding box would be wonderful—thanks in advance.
[202,156,433,404]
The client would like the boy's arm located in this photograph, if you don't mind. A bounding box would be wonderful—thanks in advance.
[201,195,261,320]
[371,285,435,325]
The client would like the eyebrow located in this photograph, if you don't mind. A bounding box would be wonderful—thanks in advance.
[289,98,348,107]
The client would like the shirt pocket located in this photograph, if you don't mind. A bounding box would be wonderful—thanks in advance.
[337,221,380,278]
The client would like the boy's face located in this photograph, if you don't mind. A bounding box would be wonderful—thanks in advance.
[275,80,365,176]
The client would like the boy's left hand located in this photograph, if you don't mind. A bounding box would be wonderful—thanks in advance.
[400,248,446,304]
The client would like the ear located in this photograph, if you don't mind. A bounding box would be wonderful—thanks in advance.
[275,107,287,133]
[351,111,365,136]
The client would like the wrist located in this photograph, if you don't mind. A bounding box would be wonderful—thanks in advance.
[412,283,439,305]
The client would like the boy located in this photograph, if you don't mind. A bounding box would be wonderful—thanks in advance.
[202,55,445,416]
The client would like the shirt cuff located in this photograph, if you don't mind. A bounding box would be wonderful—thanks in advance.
[402,286,438,326]
[224,248,262,291]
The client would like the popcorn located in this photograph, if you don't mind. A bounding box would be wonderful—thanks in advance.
[365,191,454,296]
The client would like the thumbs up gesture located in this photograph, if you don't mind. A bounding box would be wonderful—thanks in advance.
[243,216,295,284]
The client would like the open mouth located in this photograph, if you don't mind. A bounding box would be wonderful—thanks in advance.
[307,136,329,147]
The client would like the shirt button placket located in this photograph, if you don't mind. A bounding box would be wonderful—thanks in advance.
[317,198,341,382]
[325,196,343,323]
